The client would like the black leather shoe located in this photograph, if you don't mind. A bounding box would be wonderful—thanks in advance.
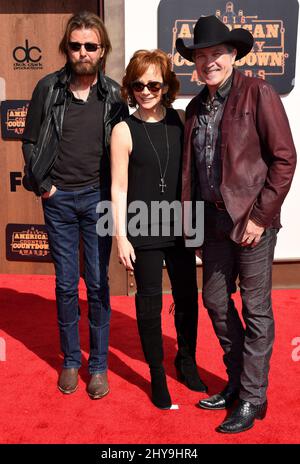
[198,384,239,410]
[217,399,268,433]
[175,359,208,393]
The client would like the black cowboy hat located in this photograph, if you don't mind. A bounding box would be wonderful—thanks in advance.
[176,15,253,62]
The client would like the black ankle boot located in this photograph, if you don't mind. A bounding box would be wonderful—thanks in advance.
[135,294,172,409]
[175,358,208,392]
[150,367,172,410]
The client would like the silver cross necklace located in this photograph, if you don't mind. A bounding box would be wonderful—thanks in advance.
[138,107,170,194]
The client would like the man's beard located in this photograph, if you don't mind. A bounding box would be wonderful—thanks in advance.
[70,60,100,76]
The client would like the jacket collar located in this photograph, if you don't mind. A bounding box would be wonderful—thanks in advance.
[222,69,245,118]
[218,69,245,160]
[228,68,244,99]
[55,63,108,99]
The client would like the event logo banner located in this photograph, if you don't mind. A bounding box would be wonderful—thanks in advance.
[6,224,52,262]
[158,0,299,94]
[1,100,29,139]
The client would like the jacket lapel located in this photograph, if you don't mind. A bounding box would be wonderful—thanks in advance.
[220,70,243,161]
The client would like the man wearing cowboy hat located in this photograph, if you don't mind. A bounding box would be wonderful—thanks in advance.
[177,15,296,433]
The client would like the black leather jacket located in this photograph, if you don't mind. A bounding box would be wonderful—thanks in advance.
[22,64,129,195]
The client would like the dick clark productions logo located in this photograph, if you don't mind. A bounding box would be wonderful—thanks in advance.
[13,39,43,70]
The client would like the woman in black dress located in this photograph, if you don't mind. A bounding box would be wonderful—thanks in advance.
[111,49,207,409]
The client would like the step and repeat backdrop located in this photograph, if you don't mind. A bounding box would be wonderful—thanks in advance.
[0,1,101,274]
[125,0,300,260]
[158,0,299,95]
[1,1,299,296]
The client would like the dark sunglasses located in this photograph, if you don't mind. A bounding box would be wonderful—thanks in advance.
[131,81,164,93]
[68,42,103,52]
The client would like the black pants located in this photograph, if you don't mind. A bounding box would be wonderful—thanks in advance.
[202,204,277,404]
[134,243,199,366]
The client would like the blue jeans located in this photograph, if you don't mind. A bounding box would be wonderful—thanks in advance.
[42,186,112,374]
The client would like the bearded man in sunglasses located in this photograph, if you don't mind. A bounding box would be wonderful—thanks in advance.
[22,11,128,399]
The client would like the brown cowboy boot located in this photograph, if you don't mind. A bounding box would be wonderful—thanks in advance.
[58,368,79,394]
[87,372,109,399]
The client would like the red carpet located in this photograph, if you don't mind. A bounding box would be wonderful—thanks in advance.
[0,274,299,444]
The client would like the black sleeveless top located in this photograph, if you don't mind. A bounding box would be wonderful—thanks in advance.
[125,108,183,249]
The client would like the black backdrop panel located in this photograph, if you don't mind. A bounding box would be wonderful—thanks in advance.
[158,0,299,94]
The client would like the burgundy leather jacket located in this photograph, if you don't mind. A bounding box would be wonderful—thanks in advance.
[182,69,297,244]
